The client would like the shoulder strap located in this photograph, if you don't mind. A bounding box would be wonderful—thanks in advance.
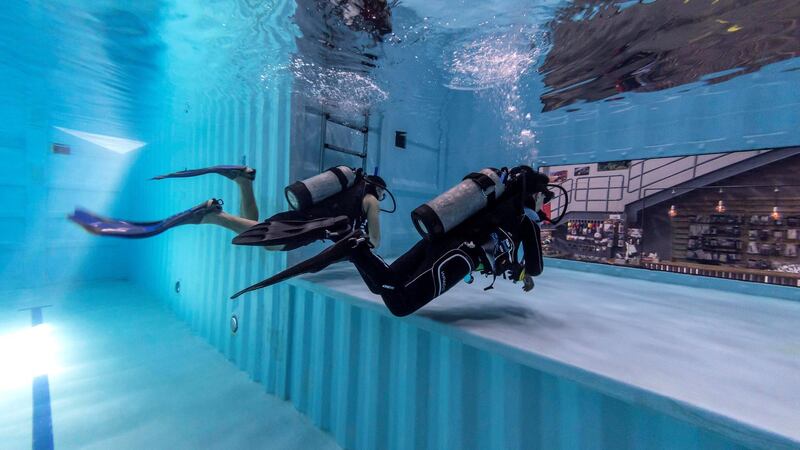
[464,172,499,204]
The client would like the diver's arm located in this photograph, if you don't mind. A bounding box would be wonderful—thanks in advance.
[504,217,540,293]
[363,195,381,249]
[503,218,536,292]
[520,216,544,277]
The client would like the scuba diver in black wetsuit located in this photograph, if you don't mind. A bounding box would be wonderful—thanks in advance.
[343,166,551,316]
[230,165,568,318]
[69,165,393,255]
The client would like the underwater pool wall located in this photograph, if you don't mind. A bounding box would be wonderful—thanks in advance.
[0,126,136,288]
[289,47,453,259]
[126,83,291,356]
[0,3,142,288]
[213,276,777,449]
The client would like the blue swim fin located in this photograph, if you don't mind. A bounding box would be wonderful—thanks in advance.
[68,199,223,239]
[152,165,255,181]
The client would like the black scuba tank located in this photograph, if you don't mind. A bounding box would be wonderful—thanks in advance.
[285,166,359,211]
[411,168,506,241]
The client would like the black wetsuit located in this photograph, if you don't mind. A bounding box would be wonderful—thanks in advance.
[349,191,544,317]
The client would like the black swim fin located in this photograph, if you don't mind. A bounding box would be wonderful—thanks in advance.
[233,215,352,247]
[152,165,255,181]
[230,230,367,299]
[68,199,223,238]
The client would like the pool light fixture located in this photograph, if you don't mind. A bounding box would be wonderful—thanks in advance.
[0,324,59,389]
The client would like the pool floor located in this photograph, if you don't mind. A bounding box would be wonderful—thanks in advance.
[301,263,800,447]
[0,281,340,449]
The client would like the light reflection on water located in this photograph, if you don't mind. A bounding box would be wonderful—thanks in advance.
[3,0,798,152]
[540,0,800,111]
[441,25,546,149]
[290,0,557,148]
[444,28,541,92]
[289,56,388,113]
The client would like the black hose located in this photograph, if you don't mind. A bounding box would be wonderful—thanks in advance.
[545,183,570,224]
[379,188,397,213]
[363,176,397,213]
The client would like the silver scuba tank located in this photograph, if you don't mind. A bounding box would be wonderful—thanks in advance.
[411,168,506,240]
[285,166,359,211]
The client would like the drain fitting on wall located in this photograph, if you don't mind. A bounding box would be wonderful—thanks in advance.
[395,131,407,148]
[230,315,239,334]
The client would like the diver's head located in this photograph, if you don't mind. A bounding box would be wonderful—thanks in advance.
[508,165,551,210]
[365,174,387,201]
[509,164,547,186]
[361,0,392,36]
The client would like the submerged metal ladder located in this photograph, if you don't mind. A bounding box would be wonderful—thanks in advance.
[309,107,370,172]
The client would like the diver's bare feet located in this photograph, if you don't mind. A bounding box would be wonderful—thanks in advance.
[236,168,259,221]
[200,199,224,224]
[234,167,256,185]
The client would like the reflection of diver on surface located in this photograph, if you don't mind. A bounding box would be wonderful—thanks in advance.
[69,165,391,254]
[329,0,394,38]
[232,166,568,318]
[539,0,800,111]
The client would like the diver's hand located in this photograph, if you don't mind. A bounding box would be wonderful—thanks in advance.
[507,264,524,281]
[522,275,535,292]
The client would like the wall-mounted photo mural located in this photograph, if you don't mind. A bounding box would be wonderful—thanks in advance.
[540,147,800,287]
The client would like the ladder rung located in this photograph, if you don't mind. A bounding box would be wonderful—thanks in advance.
[324,143,367,158]
[305,106,368,133]
[327,116,368,134]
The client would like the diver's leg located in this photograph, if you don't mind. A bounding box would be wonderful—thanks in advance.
[388,239,430,275]
[201,210,258,234]
[349,238,475,317]
[349,243,397,295]
[385,242,476,316]
[236,169,259,221]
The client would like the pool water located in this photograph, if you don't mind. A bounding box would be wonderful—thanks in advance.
[1,0,799,448]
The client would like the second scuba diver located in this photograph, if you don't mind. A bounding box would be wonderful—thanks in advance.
[69,165,390,252]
